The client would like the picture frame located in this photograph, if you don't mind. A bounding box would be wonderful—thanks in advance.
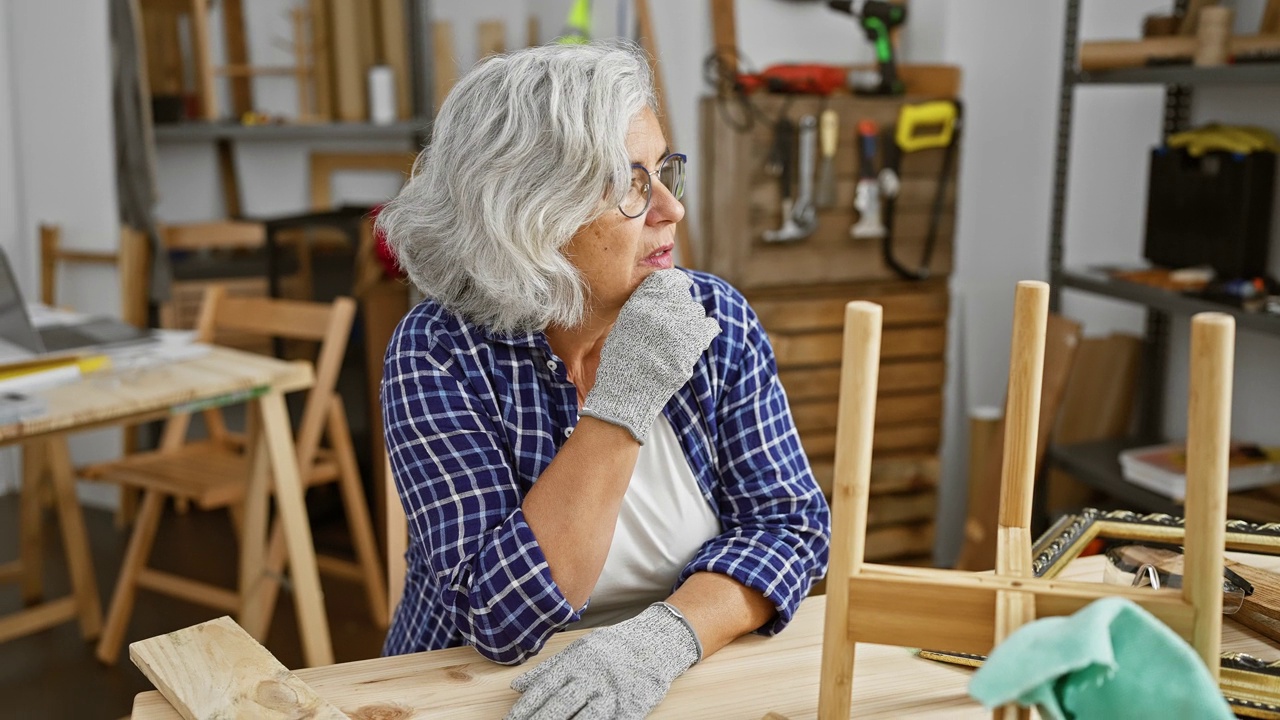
[919,508,1280,719]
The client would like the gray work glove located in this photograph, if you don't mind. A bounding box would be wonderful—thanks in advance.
[579,270,721,443]
[506,602,703,720]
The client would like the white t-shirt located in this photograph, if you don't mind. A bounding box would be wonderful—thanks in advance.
[571,415,721,629]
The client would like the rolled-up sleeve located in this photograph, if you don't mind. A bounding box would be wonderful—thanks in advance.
[384,345,579,664]
[677,308,831,635]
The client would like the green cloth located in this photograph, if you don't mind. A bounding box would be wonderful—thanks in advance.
[968,596,1233,720]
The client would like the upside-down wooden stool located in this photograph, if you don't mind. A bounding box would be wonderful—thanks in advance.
[816,281,1233,719]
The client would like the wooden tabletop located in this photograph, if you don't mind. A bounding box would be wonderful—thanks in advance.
[0,346,313,442]
[132,552,1280,719]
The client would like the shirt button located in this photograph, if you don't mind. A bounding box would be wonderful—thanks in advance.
[564,427,574,438]
[547,360,558,371]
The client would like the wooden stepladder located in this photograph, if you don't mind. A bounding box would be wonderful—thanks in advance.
[817,281,1234,719]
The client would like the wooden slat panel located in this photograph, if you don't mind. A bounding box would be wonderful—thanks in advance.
[864,522,936,561]
[129,616,347,720]
[802,421,941,459]
[781,360,945,400]
[214,297,338,342]
[753,289,948,332]
[772,325,946,367]
[791,392,942,432]
[161,221,265,250]
[866,490,937,528]
[809,454,939,497]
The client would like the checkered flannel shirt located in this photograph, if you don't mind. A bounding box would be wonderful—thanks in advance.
[381,269,830,664]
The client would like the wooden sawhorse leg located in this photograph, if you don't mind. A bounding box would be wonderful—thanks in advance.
[238,389,334,667]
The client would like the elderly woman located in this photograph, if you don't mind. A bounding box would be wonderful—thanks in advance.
[378,41,829,719]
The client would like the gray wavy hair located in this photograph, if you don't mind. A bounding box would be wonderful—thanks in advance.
[378,41,656,333]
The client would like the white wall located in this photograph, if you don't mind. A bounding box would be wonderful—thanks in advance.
[0,2,22,495]
[0,0,122,506]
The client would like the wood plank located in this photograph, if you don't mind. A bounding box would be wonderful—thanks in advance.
[809,454,939,497]
[772,325,946,367]
[803,421,941,459]
[432,21,458,113]
[791,392,942,432]
[710,0,737,97]
[864,522,935,561]
[221,0,252,116]
[310,0,333,120]
[329,0,366,121]
[478,20,506,59]
[753,289,948,332]
[130,616,347,720]
[132,595,992,720]
[780,360,945,401]
[376,0,413,120]
[189,0,218,120]
[866,490,937,528]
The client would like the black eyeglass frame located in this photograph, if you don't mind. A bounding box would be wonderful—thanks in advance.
[619,152,688,219]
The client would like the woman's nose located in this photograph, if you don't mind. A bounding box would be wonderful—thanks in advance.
[645,178,685,226]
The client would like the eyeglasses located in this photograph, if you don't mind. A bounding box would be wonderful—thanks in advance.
[619,153,687,218]
[1102,542,1253,614]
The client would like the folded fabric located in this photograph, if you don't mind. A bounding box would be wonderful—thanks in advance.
[969,596,1234,720]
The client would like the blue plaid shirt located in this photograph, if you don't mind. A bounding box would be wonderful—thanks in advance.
[381,269,830,664]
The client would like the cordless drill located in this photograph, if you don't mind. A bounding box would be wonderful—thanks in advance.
[828,0,907,96]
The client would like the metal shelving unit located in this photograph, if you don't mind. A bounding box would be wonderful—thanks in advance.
[1046,0,1280,514]
[154,120,427,143]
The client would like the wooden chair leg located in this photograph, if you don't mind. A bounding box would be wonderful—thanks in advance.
[115,488,139,529]
[19,441,47,605]
[818,301,882,720]
[328,398,389,628]
[96,489,166,665]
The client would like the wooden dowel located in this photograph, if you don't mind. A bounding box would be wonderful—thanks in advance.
[1080,34,1280,72]
[1184,312,1233,679]
[818,301,882,720]
[996,281,1048,535]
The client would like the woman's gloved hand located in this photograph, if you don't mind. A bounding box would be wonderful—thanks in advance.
[505,602,703,720]
[579,270,721,443]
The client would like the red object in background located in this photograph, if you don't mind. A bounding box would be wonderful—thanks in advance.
[736,64,848,95]
[368,204,405,280]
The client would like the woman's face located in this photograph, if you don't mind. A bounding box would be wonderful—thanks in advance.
[562,107,685,318]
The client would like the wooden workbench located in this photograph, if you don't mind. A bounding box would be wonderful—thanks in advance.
[132,552,1280,718]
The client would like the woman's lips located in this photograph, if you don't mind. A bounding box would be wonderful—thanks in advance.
[642,245,675,269]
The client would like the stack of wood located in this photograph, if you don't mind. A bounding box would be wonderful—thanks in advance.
[138,0,413,123]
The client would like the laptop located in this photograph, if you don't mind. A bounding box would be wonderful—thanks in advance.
[0,246,156,361]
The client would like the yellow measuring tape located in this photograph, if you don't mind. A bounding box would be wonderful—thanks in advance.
[895,100,958,153]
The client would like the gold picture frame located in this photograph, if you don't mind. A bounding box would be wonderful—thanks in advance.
[920,508,1280,719]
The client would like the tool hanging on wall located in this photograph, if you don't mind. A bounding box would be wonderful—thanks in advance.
[828,0,908,95]
[735,64,849,95]
[816,109,840,209]
[877,99,961,280]
[850,119,887,238]
[764,115,819,242]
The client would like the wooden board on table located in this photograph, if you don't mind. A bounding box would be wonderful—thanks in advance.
[134,596,995,719]
[130,616,347,720]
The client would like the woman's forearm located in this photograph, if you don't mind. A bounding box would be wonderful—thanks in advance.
[521,416,640,608]
[665,571,775,658]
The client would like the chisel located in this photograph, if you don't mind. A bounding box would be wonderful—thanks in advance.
[816,109,838,209]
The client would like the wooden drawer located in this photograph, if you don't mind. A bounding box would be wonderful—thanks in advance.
[701,83,961,290]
